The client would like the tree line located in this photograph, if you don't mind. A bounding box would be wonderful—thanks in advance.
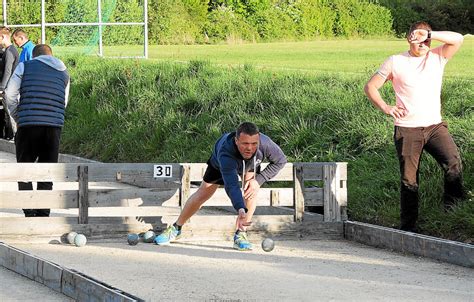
[0,0,472,45]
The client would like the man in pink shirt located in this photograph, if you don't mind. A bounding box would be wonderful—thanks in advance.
[364,21,466,232]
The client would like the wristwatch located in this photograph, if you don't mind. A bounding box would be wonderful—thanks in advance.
[427,30,431,39]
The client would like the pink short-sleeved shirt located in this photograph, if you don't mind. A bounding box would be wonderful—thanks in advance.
[377,46,448,127]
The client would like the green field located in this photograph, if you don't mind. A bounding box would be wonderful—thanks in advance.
[58,36,474,78]
[60,37,473,242]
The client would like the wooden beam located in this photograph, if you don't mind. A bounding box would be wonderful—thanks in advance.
[0,188,180,209]
[293,164,304,222]
[180,164,191,209]
[78,166,89,224]
[323,164,340,222]
[189,188,295,206]
[87,163,182,188]
[187,163,294,182]
[0,163,78,182]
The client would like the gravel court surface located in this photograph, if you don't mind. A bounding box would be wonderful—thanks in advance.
[0,266,73,302]
[10,239,474,302]
[1,150,473,301]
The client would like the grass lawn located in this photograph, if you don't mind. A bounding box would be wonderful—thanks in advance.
[62,35,473,79]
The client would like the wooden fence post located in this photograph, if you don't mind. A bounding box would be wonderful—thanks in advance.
[270,190,280,207]
[78,165,89,224]
[293,164,304,222]
[180,164,191,209]
[337,163,348,221]
[323,164,339,222]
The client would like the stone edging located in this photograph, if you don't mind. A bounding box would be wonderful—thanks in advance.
[0,242,143,301]
[344,221,473,268]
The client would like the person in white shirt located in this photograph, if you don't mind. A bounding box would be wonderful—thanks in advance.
[364,21,466,232]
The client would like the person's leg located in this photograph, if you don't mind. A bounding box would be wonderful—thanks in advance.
[394,126,424,232]
[4,108,14,140]
[35,127,62,217]
[15,127,38,217]
[233,172,256,251]
[423,122,465,209]
[155,180,219,245]
[0,108,6,138]
[176,181,219,225]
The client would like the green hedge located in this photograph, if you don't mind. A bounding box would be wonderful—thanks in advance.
[379,0,474,37]
[1,0,394,46]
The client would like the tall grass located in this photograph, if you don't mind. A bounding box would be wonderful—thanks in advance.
[61,55,473,242]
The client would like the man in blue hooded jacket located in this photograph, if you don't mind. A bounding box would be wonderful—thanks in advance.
[155,122,287,250]
[13,29,35,63]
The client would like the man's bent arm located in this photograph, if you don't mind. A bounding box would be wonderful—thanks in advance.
[255,138,287,185]
[432,31,464,60]
[364,74,406,119]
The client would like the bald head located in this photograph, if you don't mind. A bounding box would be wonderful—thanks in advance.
[33,44,53,58]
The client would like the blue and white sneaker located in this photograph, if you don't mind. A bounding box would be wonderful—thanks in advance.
[233,231,252,251]
[154,225,181,245]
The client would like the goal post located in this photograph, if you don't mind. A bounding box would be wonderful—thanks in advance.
[0,0,148,58]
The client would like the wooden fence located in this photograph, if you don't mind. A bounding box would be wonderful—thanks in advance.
[0,162,347,241]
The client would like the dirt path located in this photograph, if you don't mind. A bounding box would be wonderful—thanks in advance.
[12,239,474,302]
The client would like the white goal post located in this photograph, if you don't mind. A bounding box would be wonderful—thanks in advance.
[1,0,148,58]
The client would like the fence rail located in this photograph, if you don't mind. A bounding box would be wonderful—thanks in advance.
[0,162,347,240]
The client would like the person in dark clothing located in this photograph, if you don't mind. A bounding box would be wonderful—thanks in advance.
[154,122,287,250]
[0,27,19,139]
[0,47,5,138]
[4,44,70,217]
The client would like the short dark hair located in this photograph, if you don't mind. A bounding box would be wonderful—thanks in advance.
[0,27,11,37]
[12,28,28,39]
[236,122,259,137]
[407,21,432,38]
[32,44,53,58]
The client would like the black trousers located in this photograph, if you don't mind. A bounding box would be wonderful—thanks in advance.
[15,126,62,217]
[394,122,464,232]
[0,107,13,139]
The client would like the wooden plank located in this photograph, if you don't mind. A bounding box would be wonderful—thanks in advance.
[86,163,181,188]
[184,214,295,227]
[323,164,340,222]
[303,187,324,206]
[299,162,324,181]
[187,163,208,182]
[336,162,348,181]
[78,166,89,224]
[270,189,280,206]
[337,163,348,221]
[0,217,169,235]
[0,220,343,242]
[293,164,305,222]
[89,188,180,207]
[0,190,78,209]
[187,163,294,182]
[180,164,191,208]
[0,188,180,209]
[181,218,343,240]
[0,163,78,182]
[189,187,294,206]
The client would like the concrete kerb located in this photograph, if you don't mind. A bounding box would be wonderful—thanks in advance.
[0,241,144,301]
[344,221,474,268]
